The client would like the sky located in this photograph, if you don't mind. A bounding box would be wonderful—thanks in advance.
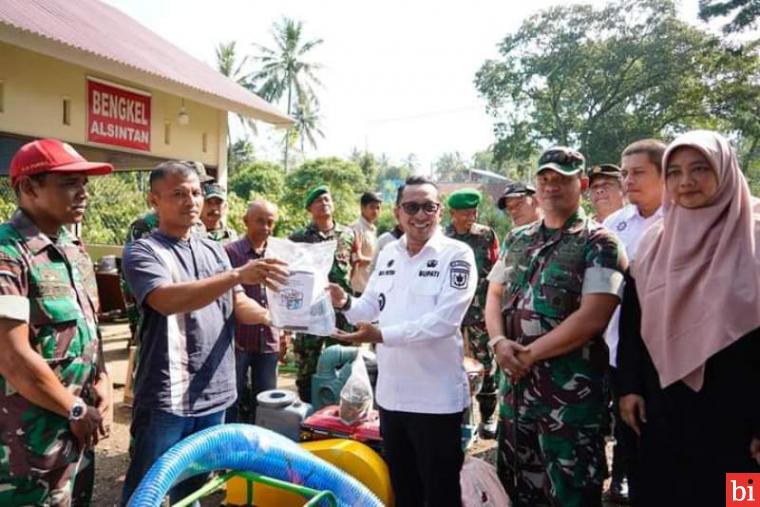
[103,0,704,175]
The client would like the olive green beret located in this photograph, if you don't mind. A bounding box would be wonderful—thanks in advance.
[304,185,330,209]
[447,188,482,210]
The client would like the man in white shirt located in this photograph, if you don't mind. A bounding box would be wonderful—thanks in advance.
[602,139,666,505]
[329,176,477,507]
[350,192,382,294]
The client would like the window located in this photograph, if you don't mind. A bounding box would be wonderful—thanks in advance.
[164,122,171,145]
[202,132,208,153]
[62,97,71,125]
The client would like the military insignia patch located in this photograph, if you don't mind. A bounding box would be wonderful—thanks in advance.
[449,260,470,290]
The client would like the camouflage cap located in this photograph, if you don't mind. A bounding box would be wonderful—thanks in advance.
[497,182,536,209]
[203,183,227,201]
[447,188,482,210]
[536,146,585,176]
[587,163,623,183]
[304,185,330,209]
[180,160,214,183]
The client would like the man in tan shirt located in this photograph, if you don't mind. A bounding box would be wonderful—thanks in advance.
[350,192,382,294]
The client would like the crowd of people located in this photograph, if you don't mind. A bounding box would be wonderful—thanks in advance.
[0,130,758,507]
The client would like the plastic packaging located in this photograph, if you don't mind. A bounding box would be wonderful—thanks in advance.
[266,237,337,336]
[339,353,373,425]
[460,456,511,507]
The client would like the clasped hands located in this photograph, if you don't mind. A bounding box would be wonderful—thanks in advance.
[493,339,535,382]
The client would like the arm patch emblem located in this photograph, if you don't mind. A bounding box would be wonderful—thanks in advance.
[449,260,471,290]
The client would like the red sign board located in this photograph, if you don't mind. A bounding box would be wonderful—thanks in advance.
[87,78,151,151]
[727,473,760,506]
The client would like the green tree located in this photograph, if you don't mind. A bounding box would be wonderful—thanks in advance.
[251,18,324,172]
[474,0,755,166]
[292,98,325,153]
[349,149,380,188]
[215,41,258,163]
[699,0,760,33]
[228,160,285,203]
[434,152,468,182]
[228,138,255,175]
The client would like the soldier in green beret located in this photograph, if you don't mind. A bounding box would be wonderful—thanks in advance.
[445,188,501,438]
[289,186,358,402]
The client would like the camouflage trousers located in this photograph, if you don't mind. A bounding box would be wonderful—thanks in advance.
[0,449,94,507]
[496,391,605,507]
[463,322,498,421]
[294,335,343,403]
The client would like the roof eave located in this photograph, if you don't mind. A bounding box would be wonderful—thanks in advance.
[0,23,295,127]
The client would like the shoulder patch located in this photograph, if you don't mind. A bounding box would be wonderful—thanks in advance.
[449,260,471,290]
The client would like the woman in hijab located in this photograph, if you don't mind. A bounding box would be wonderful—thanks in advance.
[616,130,760,507]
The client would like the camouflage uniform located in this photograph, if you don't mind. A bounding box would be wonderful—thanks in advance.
[444,223,500,421]
[206,224,237,245]
[491,208,625,507]
[121,211,159,342]
[0,209,101,506]
[289,223,356,402]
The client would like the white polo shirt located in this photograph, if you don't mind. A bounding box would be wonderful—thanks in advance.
[345,230,477,414]
[603,204,663,367]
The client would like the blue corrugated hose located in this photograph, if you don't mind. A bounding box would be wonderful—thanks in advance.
[126,423,383,507]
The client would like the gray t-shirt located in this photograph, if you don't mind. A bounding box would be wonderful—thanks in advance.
[123,231,236,416]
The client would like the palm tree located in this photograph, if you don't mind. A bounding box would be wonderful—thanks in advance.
[292,99,325,154]
[215,41,258,150]
[251,17,324,171]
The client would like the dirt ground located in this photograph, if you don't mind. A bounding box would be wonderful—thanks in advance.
[94,322,623,506]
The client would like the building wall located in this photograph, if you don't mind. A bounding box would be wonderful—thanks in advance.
[0,42,224,170]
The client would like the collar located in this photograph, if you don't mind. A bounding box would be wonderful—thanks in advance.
[359,215,376,232]
[536,208,586,236]
[306,221,337,238]
[398,227,445,255]
[244,236,267,256]
[10,208,74,254]
[445,223,477,236]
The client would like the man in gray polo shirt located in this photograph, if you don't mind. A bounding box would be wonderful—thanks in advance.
[120,161,287,505]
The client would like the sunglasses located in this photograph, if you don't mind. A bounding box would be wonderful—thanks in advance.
[538,148,585,168]
[399,201,441,215]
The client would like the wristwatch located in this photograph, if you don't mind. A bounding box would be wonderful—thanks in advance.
[68,397,86,421]
[338,295,352,312]
[488,335,508,352]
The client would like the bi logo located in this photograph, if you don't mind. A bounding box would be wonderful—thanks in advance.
[727,474,760,505]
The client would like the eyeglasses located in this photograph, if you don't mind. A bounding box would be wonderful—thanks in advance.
[400,201,441,215]
[538,148,585,168]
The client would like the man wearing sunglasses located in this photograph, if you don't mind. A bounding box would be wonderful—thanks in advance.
[485,147,627,507]
[588,164,625,223]
[445,188,501,439]
[328,176,477,507]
